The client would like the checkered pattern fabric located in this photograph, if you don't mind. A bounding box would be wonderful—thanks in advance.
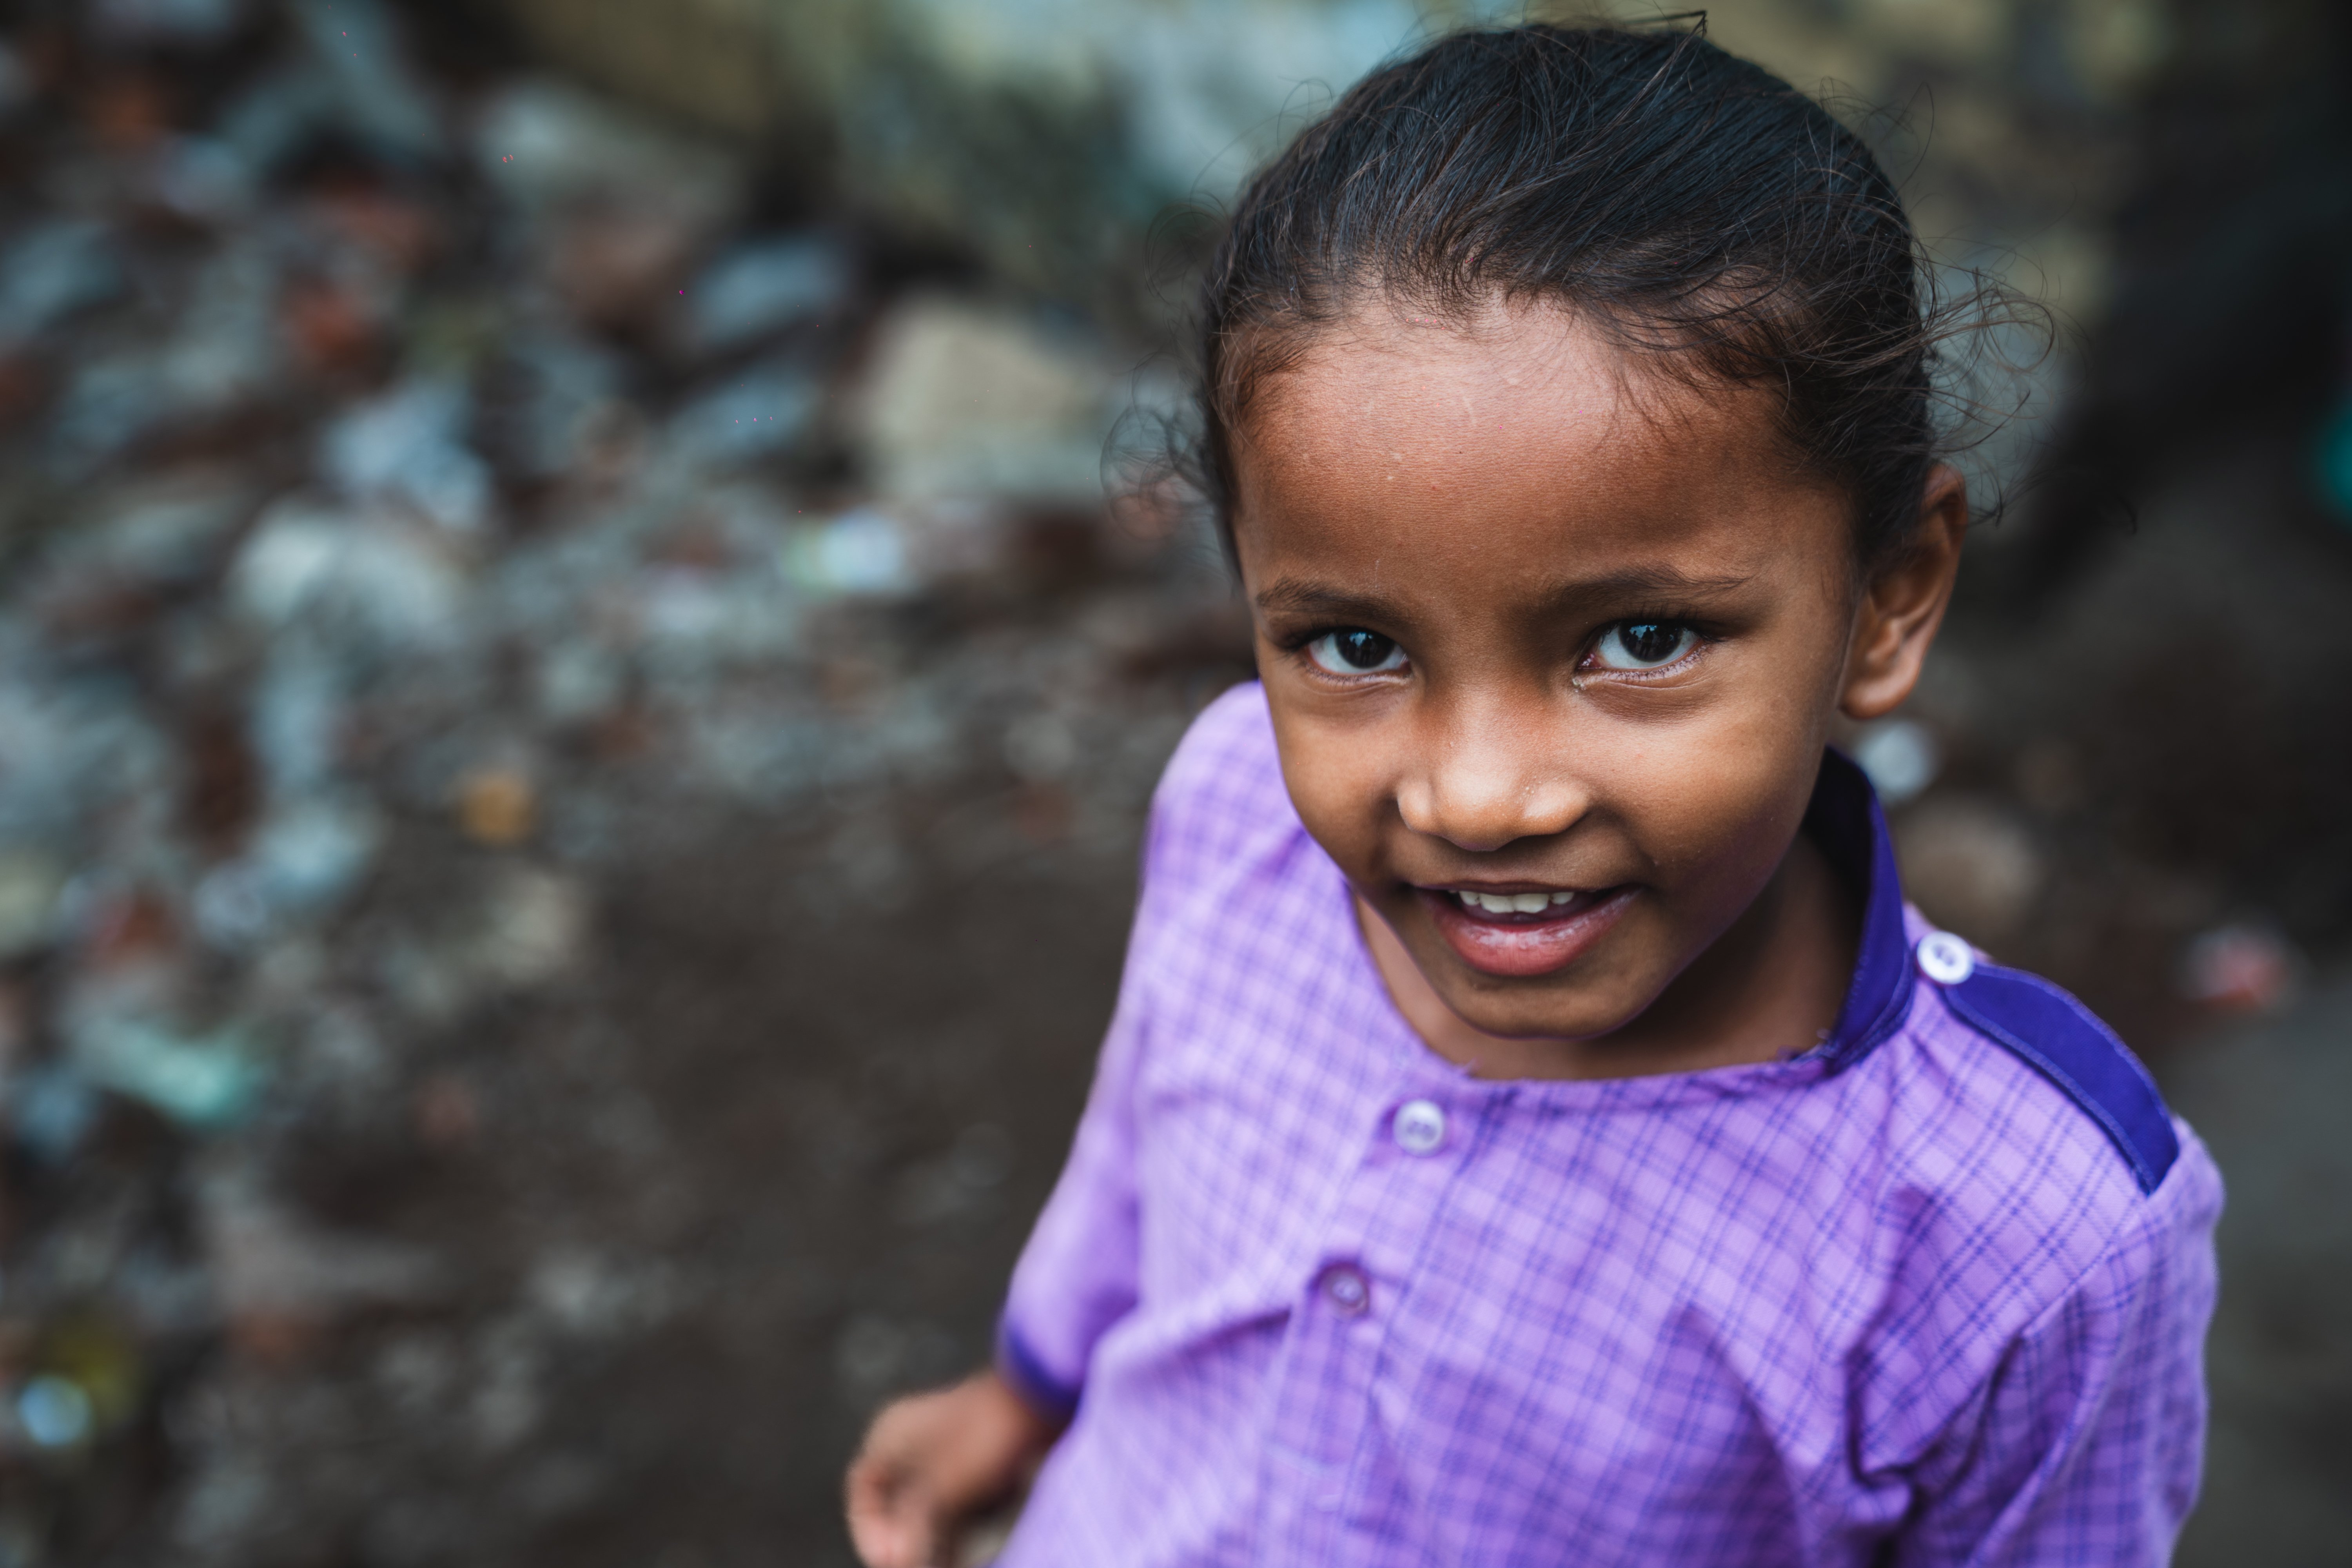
[996,683,2221,1567]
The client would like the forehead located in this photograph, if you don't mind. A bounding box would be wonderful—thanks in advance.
[1230,301,1842,588]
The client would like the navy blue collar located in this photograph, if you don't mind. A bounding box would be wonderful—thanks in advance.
[1806,748,1913,1070]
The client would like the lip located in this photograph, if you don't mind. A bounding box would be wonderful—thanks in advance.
[1418,884,1638,978]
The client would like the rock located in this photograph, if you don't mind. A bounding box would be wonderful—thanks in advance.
[228,497,470,654]
[848,296,1114,503]
[199,1172,444,1326]
[685,233,850,355]
[0,221,124,344]
[195,793,385,944]
[474,78,744,229]
[71,1016,267,1131]
[216,0,445,174]
[320,379,496,536]
[665,358,822,470]
[475,78,744,330]
[786,508,916,598]
[457,766,537,847]
[472,866,589,990]
[0,851,65,958]
[13,1375,94,1451]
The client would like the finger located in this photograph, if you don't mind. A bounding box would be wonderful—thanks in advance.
[849,1466,949,1568]
[849,1508,918,1568]
[864,1511,940,1568]
[846,1460,910,1566]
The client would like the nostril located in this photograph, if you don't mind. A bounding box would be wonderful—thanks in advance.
[1398,752,1590,851]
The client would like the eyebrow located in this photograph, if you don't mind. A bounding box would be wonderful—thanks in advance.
[1253,565,1759,619]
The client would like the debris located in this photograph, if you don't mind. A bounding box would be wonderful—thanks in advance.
[147,134,257,222]
[2317,390,2352,524]
[9,1067,103,1165]
[787,508,916,597]
[320,379,495,535]
[71,1016,266,1131]
[14,1376,93,1451]
[250,794,383,911]
[0,851,65,958]
[848,296,1114,502]
[200,1174,444,1327]
[91,0,250,46]
[474,78,743,227]
[1852,717,1940,807]
[544,202,705,331]
[1002,713,1077,783]
[411,1072,479,1148]
[0,978,25,1067]
[229,497,468,652]
[281,0,445,167]
[472,866,590,989]
[196,794,384,944]
[527,1249,682,1340]
[666,358,821,468]
[2180,924,2299,1015]
[687,234,850,354]
[457,766,537,846]
[0,221,124,344]
[485,324,626,480]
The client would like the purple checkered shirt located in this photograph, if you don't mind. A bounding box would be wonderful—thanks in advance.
[995,683,2221,1566]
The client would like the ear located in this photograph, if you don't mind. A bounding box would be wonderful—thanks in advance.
[1840,465,1966,721]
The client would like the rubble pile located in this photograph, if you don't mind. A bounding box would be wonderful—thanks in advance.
[0,2,1241,1561]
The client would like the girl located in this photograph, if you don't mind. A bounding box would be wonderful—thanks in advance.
[847,24,2220,1567]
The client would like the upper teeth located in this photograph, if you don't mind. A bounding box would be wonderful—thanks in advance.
[1459,889,1577,914]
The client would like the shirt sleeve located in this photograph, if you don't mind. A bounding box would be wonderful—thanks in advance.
[993,790,1186,1423]
[994,962,1149,1422]
[1889,1139,2223,1567]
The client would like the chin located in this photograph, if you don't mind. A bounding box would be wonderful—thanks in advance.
[1449,987,1637,1044]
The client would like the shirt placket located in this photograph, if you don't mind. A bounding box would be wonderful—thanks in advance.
[1255,1081,1492,1559]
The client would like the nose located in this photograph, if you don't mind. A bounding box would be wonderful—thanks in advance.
[1394,694,1590,853]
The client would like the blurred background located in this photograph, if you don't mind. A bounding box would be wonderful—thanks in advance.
[0,0,2343,1562]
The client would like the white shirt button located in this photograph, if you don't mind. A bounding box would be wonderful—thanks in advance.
[1915,931,1976,985]
[1321,1264,1370,1316]
[1392,1098,1447,1156]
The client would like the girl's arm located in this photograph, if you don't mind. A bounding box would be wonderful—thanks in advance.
[991,688,1246,1413]
[843,979,1147,1568]
[842,688,1264,1563]
[991,969,1149,1419]
[845,1368,1062,1568]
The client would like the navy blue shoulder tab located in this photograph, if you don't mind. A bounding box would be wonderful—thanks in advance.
[1940,964,2180,1194]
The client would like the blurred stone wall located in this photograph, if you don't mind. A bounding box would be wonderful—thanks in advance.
[478,0,2159,329]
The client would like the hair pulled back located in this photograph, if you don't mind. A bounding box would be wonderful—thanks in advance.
[1200,22,1949,571]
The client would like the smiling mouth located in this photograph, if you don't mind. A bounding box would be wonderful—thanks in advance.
[1448,886,1599,917]
[1418,884,1637,977]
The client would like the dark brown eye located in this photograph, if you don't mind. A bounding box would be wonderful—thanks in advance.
[1307,628,1406,675]
[1592,621,1696,670]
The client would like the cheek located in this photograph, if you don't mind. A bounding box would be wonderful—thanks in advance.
[1610,699,1826,900]
[1267,707,1395,869]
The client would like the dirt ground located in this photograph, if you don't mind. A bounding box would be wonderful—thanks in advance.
[156,797,1152,1567]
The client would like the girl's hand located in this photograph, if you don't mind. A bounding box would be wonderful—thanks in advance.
[845,1368,1061,1568]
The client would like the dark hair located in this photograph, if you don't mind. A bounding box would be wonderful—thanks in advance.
[1196,22,1987,573]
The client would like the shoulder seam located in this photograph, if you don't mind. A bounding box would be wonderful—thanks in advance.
[1937,965,2178,1195]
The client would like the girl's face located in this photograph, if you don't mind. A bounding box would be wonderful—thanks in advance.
[1232,301,1955,1046]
